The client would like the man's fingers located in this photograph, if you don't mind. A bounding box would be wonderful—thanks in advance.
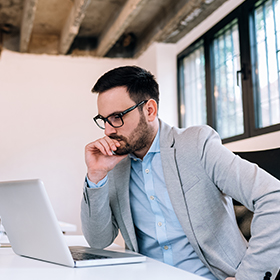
[104,136,121,150]
[86,137,121,156]
[90,140,109,155]
[99,137,120,155]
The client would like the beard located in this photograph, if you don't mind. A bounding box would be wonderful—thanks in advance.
[108,113,154,156]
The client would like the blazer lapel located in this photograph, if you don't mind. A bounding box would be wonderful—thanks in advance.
[112,157,138,251]
[159,121,208,265]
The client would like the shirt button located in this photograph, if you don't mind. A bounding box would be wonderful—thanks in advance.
[145,169,149,174]
[164,246,169,250]
[157,222,162,227]
[150,195,155,200]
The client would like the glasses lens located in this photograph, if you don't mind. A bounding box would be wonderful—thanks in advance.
[107,114,123,128]
[95,117,105,129]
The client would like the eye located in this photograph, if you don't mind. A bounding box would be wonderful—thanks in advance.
[111,114,121,120]
[108,114,122,125]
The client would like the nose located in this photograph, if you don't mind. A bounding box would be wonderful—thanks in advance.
[104,121,117,136]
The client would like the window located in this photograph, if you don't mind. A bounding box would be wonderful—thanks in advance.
[212,19,244,139]
[250,0,280,129]
[178,0,280,143]
[178,40,207,127]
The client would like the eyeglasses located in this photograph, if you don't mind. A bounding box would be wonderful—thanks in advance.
[93,100,148,129]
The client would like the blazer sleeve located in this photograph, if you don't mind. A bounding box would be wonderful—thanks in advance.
[81,179,119,249]
[196,125,280,280]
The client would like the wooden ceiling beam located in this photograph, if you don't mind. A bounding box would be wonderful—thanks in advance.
[165,0,228,43]
[133,0,199,58]
[59,0,91,55]
[133,0,228,57]
[20,0,38,53]
[96,0,149,57]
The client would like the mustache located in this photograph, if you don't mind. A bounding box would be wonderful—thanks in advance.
[108,134,126,142]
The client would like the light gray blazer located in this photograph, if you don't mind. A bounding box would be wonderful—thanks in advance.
[81,120,280,280]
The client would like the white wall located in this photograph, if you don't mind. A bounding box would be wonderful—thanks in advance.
[138,43,178,126]
[224,130,280,151]
[0,49,136,235]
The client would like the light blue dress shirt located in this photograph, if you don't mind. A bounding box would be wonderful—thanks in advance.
[87,129,217,280]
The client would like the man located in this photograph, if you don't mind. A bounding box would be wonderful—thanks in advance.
[81,66,280,280]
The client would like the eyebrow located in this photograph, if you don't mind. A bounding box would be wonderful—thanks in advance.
[99,103,136,119]
[98,110,123,119]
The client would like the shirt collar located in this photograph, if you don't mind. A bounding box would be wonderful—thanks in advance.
[148,127,160,154]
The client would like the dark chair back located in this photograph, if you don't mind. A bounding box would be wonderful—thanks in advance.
[233,147,280,241]
[234,147,280,180]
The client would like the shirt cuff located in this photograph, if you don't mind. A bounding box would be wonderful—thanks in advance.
[86,175,108,188]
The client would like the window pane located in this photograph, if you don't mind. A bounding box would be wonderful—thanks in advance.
[181,40,207,127]
[212,19,244,139]
[251,0,280,128]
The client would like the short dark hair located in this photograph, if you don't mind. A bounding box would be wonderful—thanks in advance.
[92,66,159,105]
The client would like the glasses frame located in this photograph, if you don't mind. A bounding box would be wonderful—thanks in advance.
[93,100,148,129]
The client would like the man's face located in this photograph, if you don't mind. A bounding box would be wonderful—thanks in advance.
[97,86,154,156]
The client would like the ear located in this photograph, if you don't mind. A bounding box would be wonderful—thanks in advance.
[145,99,158,122]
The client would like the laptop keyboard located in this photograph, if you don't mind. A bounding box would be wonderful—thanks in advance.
[71,251,112,261]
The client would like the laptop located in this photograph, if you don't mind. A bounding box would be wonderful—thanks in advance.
[0,179,146,267]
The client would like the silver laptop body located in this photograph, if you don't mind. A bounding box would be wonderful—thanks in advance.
[0,179,146,267]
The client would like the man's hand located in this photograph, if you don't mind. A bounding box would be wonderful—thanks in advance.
[225,278,236,280]
[85,136,127,184]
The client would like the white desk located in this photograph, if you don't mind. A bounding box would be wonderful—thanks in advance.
[0,235,206,280]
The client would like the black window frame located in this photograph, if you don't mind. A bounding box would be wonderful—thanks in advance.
[177,0,280,144]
